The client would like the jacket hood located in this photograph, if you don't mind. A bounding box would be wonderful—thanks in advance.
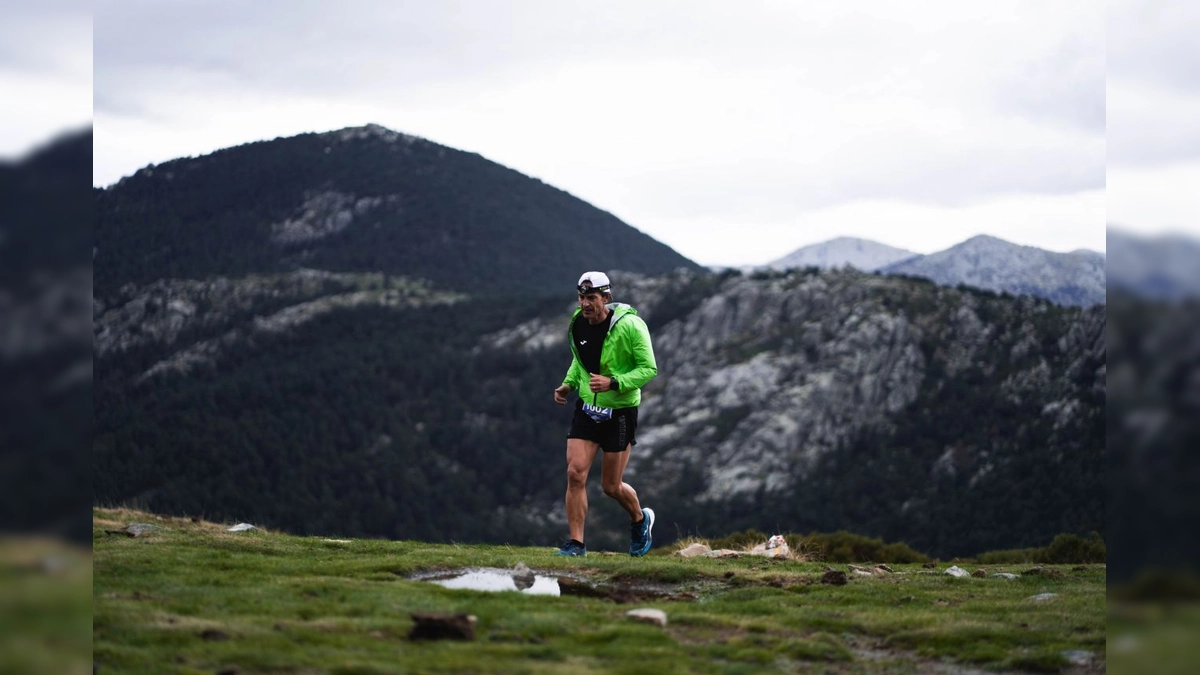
[608,302,637,318]
[570,302,638,321]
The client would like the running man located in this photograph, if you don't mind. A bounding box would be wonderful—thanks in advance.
[553,271,658,557]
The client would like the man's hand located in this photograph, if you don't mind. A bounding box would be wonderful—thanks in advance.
[553,384,572,405]
[588,373,614,393]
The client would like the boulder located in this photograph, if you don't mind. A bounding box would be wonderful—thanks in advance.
[748,535,790,557]
[675,543,711,558]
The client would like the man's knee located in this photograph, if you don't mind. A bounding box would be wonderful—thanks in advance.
[601,480,623,498]
[566,464,589,489]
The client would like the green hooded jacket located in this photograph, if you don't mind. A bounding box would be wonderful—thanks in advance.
[562,302,658,409]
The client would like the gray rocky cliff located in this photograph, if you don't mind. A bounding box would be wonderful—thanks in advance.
[633,272,928,501]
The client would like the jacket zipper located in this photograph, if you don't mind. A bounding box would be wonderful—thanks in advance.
[595,310,629,406]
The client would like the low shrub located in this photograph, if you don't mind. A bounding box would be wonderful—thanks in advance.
[976,547,1044,565]
[802,531,931,564]
[974,532,1105,565]
[1042,532,1105,564]
[706,529,771,551]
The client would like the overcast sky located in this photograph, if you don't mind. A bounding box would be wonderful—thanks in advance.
[0,1,91,157]
[8,2,1187,265]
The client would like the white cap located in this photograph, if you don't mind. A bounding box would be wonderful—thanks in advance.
[577,271,612,293]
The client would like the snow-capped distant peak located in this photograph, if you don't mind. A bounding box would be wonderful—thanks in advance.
[769,237,918,272]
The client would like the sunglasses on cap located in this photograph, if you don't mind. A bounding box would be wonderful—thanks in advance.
[577,284,611,295]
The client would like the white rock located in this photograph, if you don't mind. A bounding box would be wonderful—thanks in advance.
[944,565,970,578]
[626,608,668,627]
[701,549,741,558]
[748,535,790,557]
[1028,592,1057,601]
[675,543,712,558]
[228,523,256,532]
[990,573,1019,580]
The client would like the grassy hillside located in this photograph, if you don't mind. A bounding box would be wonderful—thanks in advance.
[0,537,91,674]
[93,508,1105,674]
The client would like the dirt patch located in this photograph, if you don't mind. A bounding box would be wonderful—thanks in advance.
[848,636,1023,674]
[765,574,821,588]
[102,591,158,601]
[666,623,747,648]
[556,576,698,603]
[1023,566,1066,579]
[821,570,848,585]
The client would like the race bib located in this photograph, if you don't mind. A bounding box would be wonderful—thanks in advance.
[582,402,613,423]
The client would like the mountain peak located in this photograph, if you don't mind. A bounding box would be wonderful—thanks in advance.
[956,234,1021,249]
[322,123,421,145]
[95,128,700,296]
[882,236,1104,306]
[769,237,917,272]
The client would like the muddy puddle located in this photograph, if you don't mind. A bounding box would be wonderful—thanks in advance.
[418,568,562,596]
[411,566,700,603]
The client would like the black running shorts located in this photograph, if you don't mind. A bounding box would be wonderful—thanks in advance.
[567,401,639,453]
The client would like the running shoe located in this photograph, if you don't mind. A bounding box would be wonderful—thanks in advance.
[629,507,655,557]
[554,540,587,557]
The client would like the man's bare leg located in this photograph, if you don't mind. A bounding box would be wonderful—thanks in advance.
[601,445,643,522]
[565,439,600,543]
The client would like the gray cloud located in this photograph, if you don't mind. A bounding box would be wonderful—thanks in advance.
[1106,0,1200,168]
[1109,0,1200,93]
[0,1,90,76]
[93,0,1109,258]
[993,34,1105,133]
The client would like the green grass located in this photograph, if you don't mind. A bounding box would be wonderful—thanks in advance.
[0,537,93,674]
[93,508,1106,674]
[1108,602,1200,675]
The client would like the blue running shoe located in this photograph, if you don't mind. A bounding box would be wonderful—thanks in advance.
[630,507,655,557]
[554,540,587,557]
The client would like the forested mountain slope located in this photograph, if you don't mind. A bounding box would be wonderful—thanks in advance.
[94,124,698,299]
[95,267,1103,558]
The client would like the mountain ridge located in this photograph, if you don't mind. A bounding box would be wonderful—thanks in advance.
[768,234,1104,306]
[94,123,701,298]
[879,234,1105,306]
[1107,227,1200,300]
